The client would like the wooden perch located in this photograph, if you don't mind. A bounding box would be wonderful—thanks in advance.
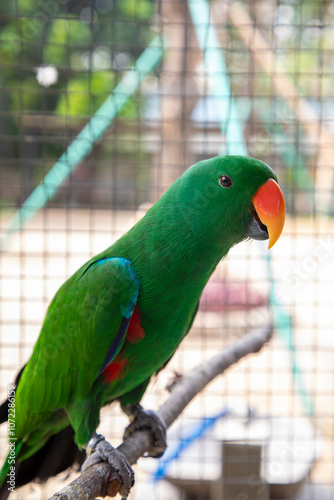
[49,323,273,500]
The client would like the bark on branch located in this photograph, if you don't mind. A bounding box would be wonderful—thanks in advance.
[49,323,273,500]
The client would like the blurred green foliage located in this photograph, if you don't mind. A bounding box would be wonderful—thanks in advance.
[0,0,332,210]
[0,0,154,119]
[0,0,155,207]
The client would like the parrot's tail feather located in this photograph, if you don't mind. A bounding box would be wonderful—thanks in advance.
[1,426,85,494]
[0,400,8,425]
[0,439,23,488]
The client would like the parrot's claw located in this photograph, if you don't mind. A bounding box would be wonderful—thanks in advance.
[122,404,167,458]
[82,433,134,499]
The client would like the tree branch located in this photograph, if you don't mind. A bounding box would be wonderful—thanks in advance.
[49,323,273,500]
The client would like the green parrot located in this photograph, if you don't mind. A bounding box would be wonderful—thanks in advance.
[0,156,285,498]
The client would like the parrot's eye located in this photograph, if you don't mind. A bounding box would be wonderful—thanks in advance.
[219,175,233,188]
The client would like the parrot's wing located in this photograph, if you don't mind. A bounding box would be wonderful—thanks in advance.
[14,257,140,435]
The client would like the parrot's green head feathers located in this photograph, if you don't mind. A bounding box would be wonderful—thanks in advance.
[172,155,285,251]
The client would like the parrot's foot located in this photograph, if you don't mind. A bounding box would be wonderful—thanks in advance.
[122,404,167,458]
[82,433,134,499]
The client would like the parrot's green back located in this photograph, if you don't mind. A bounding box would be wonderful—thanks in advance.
[1,156,282,478]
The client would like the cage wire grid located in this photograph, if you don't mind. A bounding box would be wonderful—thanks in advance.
[0,0,333,499]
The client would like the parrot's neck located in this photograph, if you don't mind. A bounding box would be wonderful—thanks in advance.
[113,187,237,312]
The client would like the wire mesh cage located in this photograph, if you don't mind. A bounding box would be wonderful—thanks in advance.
[0,0,333,499]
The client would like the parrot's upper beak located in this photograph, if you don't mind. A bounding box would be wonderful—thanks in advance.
[248,178,286,249]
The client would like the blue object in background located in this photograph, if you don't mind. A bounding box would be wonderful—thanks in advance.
[153,408,231,483]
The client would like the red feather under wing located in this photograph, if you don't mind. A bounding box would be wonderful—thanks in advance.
[100,307,144,383]
[125,306,145,343]
[101,354,129,383]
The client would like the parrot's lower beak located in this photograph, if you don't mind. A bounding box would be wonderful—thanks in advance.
[247,178,286,249]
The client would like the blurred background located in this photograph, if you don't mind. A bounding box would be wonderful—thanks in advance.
[0,0,333,498]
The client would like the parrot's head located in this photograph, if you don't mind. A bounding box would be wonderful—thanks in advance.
[174,155,285,250]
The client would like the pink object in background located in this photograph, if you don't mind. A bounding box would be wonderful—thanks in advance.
[199,280,266,312]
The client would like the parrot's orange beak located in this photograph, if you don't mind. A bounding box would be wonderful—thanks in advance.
[252,178,285,249]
